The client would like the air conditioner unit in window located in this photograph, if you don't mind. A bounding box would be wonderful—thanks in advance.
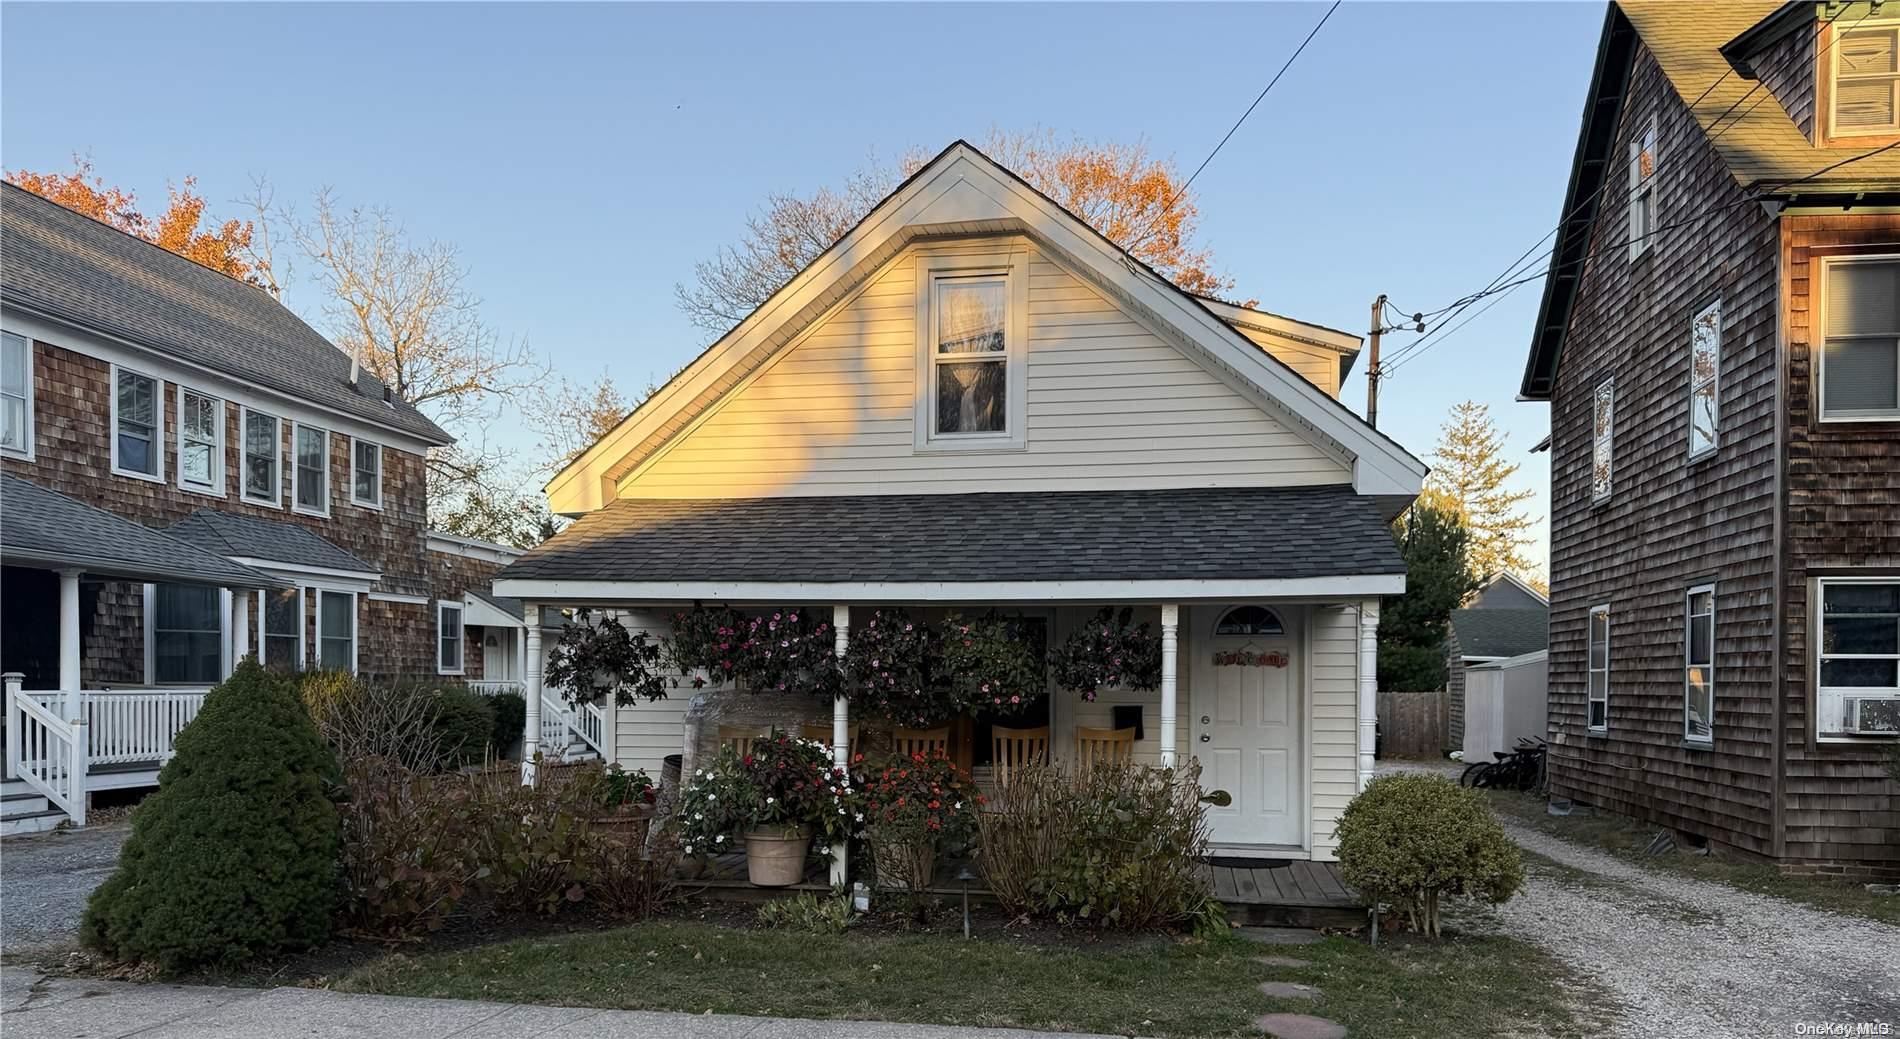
[1844,697,1900,736]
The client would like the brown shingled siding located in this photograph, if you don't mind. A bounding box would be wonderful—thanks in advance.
[1751,20,1817,144]
[1777,214,1900,867]
[1545,44,1783,859]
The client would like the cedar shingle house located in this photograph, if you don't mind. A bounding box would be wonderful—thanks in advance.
[1521,1,1900,873]
[0,183,541,831]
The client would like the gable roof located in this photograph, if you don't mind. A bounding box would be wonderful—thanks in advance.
[0,182,452,445]
[1475,571,1550,608]
[1,475,278,588]
[1519,1,1900,400]
[547,140,1424,514]
[497,485,1404,596]
[166,508,378,576]
[1449,607,1550,660]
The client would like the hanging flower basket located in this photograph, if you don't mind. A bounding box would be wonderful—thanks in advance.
[1050,606,1163,701]
[841,608,949,727]
[939,611,1045,718]
[667,605,841,698]
[544,609,669,707]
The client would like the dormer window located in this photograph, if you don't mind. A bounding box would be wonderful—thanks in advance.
[913,247,1028,451]
[1832,20,1900,137]
[1627,115,1659,261]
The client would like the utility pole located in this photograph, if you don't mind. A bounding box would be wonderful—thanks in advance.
[1366,293,1386,429]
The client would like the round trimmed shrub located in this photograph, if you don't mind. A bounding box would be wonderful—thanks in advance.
[1333,772,1522,938]
[80,659,340,970]
[489,691,526,757]
[431,686,496,769]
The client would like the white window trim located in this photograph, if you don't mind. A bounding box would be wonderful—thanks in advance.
[1829,17,1900,139]
[142,582,224,687]
[1688,299,1721,460]
[1,330,35,461]
[1815,575,1900,743]
[1816,253,1900,423]
[109,363,165,483]
[437,599,465,675]
[1684,583,1715,744]
[258,586,306,671]
[1592,376,1615,503]
[1627,113,1659,262]
[174,384,227,498]
[1587,603,1611,732]
[912,247,1030,453]
[238,406,285,509]
[290,421,331,518]
[349,436,384,510]
[316,588,357,673]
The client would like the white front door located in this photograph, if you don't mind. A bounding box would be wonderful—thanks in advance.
[483,628,516,681]
[1193,630,1303,847]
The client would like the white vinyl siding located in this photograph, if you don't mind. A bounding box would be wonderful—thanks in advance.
[1226,323,1346,398]
[111,365,163,481]
[177,386,225,495]
[292,423,330,516]
[1685,584,1714,744]
[1818,256,1900,421]
[2,331,33,459]
[1689,300,1720,458]
[1832,20,1900,136]
[1306,604,1361,861]
[608,609,696,775]
[620,240,1349,498]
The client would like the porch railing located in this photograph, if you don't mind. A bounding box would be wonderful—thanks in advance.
[26,688,210,768]
[4,675,88,826]
[537,690,605,761]
[467,680,526,697]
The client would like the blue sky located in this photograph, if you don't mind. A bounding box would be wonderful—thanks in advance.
[2,1,1604,570]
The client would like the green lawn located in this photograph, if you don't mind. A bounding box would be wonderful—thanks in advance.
[1487,789,1900,926]
[337,918,1605,1038]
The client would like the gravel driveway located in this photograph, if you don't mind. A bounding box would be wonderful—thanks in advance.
[1380,762,1900,1037]
[1,824,128,954]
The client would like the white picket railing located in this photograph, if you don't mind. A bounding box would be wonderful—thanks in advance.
[29,689,210,767]
[4,675,87,826]
[579,700,606,752]
[538,691,605,760]
[467,680,525,697]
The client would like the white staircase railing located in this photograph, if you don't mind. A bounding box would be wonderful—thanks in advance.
[467,680,525,697]
[30,689,209,767]
[4,674,87,826]
[538,691,605,760]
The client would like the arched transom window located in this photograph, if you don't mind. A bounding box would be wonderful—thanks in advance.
[1213,605,1284,636]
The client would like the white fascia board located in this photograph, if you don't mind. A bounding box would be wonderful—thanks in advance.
[367,591,431,605]
[1195,297,1363,355]
[493,574,1407,605]
[547,144,1425,511]
[1,305,445,454]
[229,557,380,593]
[463,592,527,629]
[427,531,527,562]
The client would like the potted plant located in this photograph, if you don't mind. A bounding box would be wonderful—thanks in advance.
[1049,606,1163,701]
[577,763,657,846]
[676,733,853,887]
[939,611,1045,718]
[855,750,978,892]
[545,609,670,707]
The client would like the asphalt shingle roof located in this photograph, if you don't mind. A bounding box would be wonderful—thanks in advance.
[166,508,378,575]
[0,475,277,587]
[1627,1,1900,194]
[1450,607,1549,660]
[499,485,1405,585]
[0,182,451,444]
[468,587,525,621]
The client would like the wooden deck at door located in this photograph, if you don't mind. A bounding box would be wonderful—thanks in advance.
[1204,860,1362,927]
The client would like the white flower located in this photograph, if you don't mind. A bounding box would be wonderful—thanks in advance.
[715,834,725,844]
[954,802,963,810]
[695,768,704,777]
[838,807,846,814]
[708,794,717,802]
[854,812,865,823]
[766,796,776,805]
[694,812,704,821]
[684,844,694,855]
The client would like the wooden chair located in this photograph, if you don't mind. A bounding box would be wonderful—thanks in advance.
[991,724,1050,785]
[718,725,767,758]
[801,722,860,761]
[891,725,950,760]
[1073,726,1136,769]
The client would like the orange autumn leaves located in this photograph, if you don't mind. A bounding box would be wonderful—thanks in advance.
[6,157,269,289]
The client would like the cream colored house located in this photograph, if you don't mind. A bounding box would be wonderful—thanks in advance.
[496,140,1424,863]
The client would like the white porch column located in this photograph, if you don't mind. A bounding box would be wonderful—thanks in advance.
[830,605,851,887]
[232,588,252,666]
[218,589,235,678]
[1158,604,1180,768]
[522,603,543,785]
[1358,599,1380,792]
[57,570,81,694]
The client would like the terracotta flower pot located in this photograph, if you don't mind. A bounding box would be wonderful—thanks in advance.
[744,825,813,887]
[590,804,654,849]
[870,834,937,892]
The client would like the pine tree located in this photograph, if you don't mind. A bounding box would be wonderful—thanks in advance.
[1425,401,1537,581]
[1378,501,1480,690]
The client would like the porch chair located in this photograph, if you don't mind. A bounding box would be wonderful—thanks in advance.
[800,722,861,761]
[991,724,1050,785]
[1073,726,1136,769]
[718,726,768,758]
[891,725,950,760]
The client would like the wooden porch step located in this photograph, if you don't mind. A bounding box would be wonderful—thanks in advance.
[0,807,68,837]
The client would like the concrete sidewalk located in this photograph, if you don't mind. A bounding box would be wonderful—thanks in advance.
[0,967,1141,1039]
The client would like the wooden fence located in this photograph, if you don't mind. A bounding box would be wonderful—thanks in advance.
[1376,689,1448,759]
